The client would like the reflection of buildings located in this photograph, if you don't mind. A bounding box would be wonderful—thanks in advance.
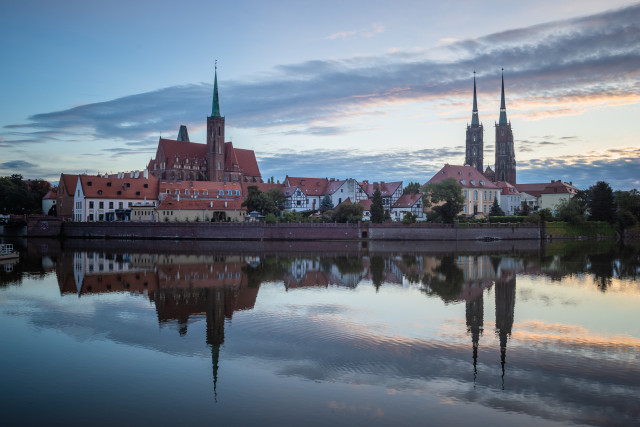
[57,251,259,400]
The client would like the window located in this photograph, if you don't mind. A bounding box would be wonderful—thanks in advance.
[136,191,140,196]
[166,189,170,194]
[119,202,123,209]
[203,190,208,195]
[109,202,114,209]
[219,190,224,195]
[483,205,487,213]
[464,205,467,213]
[98,190,102,195]
[144,184,148,188]
[235,190,240,195]
[194,190,198,195]
[89,214,94,221]
[185,190,189,195]
[89,201,94,209]
[227,190,232,195]
[175,190,179,195]
[99,201,104,209]
[483,192,486,201]
[474,191,478,201]
[107,182,112,187]
[128,202,132,207]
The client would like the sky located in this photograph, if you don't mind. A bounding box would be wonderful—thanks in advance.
[0,0,639,190]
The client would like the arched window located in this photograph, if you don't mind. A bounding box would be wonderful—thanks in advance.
[474,190,478,200]
[483,191,487,200]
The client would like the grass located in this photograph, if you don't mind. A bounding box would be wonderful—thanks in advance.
[545,221,617,237]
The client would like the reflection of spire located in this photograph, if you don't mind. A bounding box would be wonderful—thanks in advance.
[494,276,516,389]
[466,293,484,385]
[206,288,225,402]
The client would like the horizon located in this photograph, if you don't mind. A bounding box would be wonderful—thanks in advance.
[1,0,639,190]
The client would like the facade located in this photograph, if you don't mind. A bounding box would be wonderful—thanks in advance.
[156,198,245,222]
[494,71,516,185]
[495,181,521,215]
[515,180,579,213]
[283,176,329,211]
[148,68,262,184]
[56,174,79,220]
[426,164,500,217]
[391,193,425,221]
[326,178,367,208]
[465,74,484,174]
[73,171,159,222]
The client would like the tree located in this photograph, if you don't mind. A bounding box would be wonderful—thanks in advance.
[421,178,465,224]
[242,186,284,216]
[403,182,421,195]
[402,212,417,224]
[555,197,586,224]
[615,189,640,226]
[370,188,385,223]
[333,202,363,223]
[320,194,334,212]
[489,198,505,216]
[585,181,615,222]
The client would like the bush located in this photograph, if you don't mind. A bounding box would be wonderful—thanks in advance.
[487,216,525,223]
[264,213,277,224]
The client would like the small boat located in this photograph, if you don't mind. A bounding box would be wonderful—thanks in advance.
[0,243,19,262]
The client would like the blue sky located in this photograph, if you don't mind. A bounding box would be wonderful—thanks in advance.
[1,0,639,190]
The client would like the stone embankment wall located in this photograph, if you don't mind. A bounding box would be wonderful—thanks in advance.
[6,218,542,241]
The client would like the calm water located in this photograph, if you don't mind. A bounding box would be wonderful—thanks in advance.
[1,238,639,426]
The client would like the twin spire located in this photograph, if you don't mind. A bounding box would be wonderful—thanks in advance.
[211,61,221,118]
[470,69,509,125]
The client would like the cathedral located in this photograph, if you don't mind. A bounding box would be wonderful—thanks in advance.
[147,68,263,183]
[465,70,516,185]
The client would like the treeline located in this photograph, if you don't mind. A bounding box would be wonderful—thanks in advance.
[0,174,51,215]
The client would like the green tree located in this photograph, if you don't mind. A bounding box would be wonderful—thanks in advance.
[370,188,385,223]
[403,182,421,195]
[615,189,640,226]
[489,198,505,216]
[555,197,586,224]
[333,202,363,223]
[585,181,615,222]
[421,178,465,224]
[242,186,284,216]
[320,194,334,212]
[402,212,417,224]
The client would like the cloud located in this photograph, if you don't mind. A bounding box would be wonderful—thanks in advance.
[1,160,37,169]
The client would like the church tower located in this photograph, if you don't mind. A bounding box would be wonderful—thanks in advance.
[494,70,516,184]
[206,65,225,182]
[465,73,484,173]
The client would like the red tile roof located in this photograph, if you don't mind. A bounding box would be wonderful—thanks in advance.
[359,199,373,210]
[426,164,498,189]
[232,146,262,178]
[246,182,285,194]
[515,180,579,197]
[43,190,57,200]
[392,193,422,208]
[157,139,207,169]
[284,176,329,196]
[157,198,244,211]
[359,181,403,197]
[79,175,159,200]
[325,179,346,194]
[495,181,521,196]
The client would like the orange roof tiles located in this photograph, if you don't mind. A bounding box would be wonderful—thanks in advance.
[495,181,521,196]
[393,193,422,208]
[284,176,329,196]
[160,181,243,196]
[427,164,498,189]
[79,174,159,200]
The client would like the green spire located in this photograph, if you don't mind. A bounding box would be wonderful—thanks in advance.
[471,72,479,126]
[499,68,508,125]
[211,62,221,118]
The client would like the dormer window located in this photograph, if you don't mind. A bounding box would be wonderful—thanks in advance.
[144,184,148,188]
[136,191,140,196]
[460,179,465,185]
[480,180,485,186]
[470,180,475,185]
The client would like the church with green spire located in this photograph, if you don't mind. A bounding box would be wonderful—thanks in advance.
[147,65,263,184]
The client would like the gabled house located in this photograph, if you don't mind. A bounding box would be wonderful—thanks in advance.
[283,176,329,211]
[359,181,403,211]
[495,181,521,215]
[391,193,425,221]
[73,171,158,221]
[425,164,499,217]
[56,173,79,220]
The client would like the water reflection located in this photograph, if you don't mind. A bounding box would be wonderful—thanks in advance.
[1,238,639,425]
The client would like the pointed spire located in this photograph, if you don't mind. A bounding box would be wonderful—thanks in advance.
[211,61,221,118]
[471,71,479,126]
[499,68,508,125]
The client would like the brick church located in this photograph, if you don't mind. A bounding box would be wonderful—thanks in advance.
[464,70,516,185]
[147,68,262,183]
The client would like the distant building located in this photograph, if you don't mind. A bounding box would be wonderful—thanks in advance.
[495,181,521,215]
[516,180,579,214]
[426,164,499,217]
[147,67,262,184]
[359,181,403,212]
[391,193,425,221]
[156,198,245,222]
[56,174,79,220]
[42,190,57,215]
[73,171,158,221]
